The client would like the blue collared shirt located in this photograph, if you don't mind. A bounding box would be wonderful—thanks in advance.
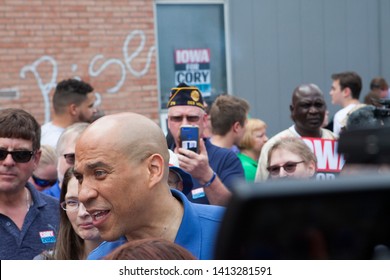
[0,183,60,259]
[87,189,225,260]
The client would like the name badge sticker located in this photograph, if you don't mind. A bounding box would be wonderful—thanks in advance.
[39,230,56,244]
[192,187,205,199]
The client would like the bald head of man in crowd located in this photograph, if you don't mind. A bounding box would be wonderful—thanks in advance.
[290,84,327,138]
[74,112,183,242]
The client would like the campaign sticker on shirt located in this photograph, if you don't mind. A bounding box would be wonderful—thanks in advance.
[39,230,56,244]
[192,187,205,199]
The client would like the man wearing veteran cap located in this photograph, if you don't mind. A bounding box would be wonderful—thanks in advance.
[167,83,245,206]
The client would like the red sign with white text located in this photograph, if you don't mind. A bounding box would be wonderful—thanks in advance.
[301,137,345,180]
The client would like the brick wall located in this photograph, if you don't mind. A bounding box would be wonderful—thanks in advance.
[0,0,159,124]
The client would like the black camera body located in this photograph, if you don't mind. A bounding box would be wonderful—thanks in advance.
[338,99,390,164]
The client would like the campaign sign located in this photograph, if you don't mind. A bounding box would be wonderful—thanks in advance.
[301,137,345,180]
[174,48,211,96]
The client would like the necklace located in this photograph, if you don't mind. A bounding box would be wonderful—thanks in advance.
[25,188,30,211]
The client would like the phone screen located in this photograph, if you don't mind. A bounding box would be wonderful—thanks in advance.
[180,125,199,153]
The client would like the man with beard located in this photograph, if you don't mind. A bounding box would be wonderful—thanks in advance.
[255,83,337,181]
[41,79,97,148]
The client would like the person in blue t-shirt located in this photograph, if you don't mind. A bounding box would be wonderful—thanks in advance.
[74,112,224,260]
[167,83,245,206]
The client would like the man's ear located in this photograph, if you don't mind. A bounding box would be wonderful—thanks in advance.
[232,121,241,132]
[343,87,351,98]
[69,103,78,116]
[289,105,295,121]
[147,154,165,189]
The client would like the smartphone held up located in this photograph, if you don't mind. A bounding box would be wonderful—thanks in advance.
[180,125,200,153]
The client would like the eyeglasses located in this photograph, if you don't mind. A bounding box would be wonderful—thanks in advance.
[267,161,305,176]
[63,153,75,165]
[0,149,34,163]
[32,174,57,188]
[60,199,80,212]
[168,115,201,123]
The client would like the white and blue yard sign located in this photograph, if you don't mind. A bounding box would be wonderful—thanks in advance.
[174,48,211,97]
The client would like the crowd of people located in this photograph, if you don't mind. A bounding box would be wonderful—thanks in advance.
[1,72,389,260]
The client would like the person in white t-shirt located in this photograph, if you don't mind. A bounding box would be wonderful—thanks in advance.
[255,83,337,181]
[41,79,97,148]
[329,71,362,137]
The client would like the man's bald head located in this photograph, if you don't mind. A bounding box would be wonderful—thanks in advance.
[290,83,327,137]
[292,84,324,104]
[77,112,169,165]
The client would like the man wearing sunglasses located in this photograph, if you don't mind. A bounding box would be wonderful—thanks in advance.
[167,83,245,206]
[255,84,337,181]
[0,108,59,259]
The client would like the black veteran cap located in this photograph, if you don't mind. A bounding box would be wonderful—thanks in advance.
[167,82,205,110]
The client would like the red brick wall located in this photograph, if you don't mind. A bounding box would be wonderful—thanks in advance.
[0,0,159,124]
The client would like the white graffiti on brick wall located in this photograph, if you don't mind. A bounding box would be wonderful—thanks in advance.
[123,30,156,77]
[88,55,126,94]
[17,30,155,123]
[20,55,58,123]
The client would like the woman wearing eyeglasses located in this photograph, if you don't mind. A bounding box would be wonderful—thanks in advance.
[266,137,317,180]
[50,167,103,259]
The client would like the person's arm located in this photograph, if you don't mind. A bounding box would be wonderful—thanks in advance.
[175,139,231,206]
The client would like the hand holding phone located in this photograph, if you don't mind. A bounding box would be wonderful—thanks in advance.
[180,125,199,153]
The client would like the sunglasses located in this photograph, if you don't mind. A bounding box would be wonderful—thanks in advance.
[168,115,201,123]
[63,153,75,165]
[267,161,305,176]
[0,149,34,163]
[32,174,57,188]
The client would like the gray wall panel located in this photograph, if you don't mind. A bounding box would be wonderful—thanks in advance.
[301,0,326,85]
[277,0,302,128]
[252,0,281,128]
[229,0,256,98]
[228,0,387,137]
[380,0,390,79]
